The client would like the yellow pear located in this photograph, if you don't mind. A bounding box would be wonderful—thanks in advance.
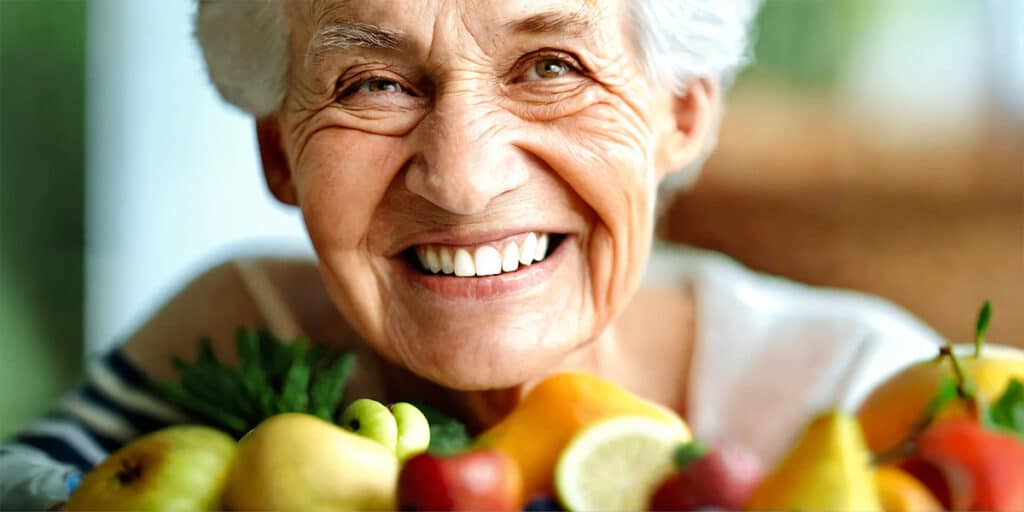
[222,413,398,512]
[66,425,236,511]
[747,410,882,512]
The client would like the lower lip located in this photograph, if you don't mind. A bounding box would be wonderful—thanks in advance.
[395,236,572,301]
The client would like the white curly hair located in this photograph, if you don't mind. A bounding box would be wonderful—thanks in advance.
[194,0,763,196]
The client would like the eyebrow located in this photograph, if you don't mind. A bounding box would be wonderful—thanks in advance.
[503,10,596,37]
[306,20,405,66]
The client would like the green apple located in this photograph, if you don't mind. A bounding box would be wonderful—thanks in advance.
[222,413,398,511]
[390,402,431,460]
[341,398,398,452]
[65,425,236,511]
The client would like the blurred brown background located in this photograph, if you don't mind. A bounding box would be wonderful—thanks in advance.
[660,1,1024,346]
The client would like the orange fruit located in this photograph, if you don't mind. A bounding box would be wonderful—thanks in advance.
[473,373,689,496]
[874,466,943,512]
[857,344,1024,454]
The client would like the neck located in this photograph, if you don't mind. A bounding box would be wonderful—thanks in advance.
[389,287,696,432]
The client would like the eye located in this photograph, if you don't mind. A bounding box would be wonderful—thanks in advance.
[337,76,411,100]
[354,77,404,94]
[523,58,574,81]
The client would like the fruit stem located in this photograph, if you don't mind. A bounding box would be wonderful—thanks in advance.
[974,300,991,358]
[938,343,976,404]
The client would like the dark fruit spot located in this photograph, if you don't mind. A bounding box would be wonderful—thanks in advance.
[349,419,360,431]
[116,458,144,485]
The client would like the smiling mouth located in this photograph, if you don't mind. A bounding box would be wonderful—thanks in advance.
[405,232,566,277]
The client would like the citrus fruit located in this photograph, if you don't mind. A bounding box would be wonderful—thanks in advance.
[474,372,690,495]
[554,415,687,511]
[874,466,942,512]
[857,343,1024,453]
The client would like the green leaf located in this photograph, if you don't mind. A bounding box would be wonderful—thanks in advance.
[236,328,275,420]
[974,300,992,357]
[673,441,708,469]
[408,401,472,455]
[925,377,960,419]
[984,378,1024,438]
[151,328,357,437]
[152,381,249,436]
[275,338,312,414]
[310,352,356,422]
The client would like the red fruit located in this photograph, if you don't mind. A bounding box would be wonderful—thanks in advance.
[648,444,764,511]
[903,418,1024,512]
[397,450,524,511]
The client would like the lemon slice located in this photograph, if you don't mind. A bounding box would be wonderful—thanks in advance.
[555,415,689,511]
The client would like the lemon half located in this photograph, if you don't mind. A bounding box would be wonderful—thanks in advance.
[555,415,689,511]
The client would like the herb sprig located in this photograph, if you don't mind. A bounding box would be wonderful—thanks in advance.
[152,328,355,438]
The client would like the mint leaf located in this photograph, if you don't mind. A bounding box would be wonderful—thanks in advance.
[984,378,1024,438]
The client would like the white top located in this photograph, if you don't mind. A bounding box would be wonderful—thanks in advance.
[644,244,945,464]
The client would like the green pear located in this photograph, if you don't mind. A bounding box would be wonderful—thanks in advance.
[747,410,882,511]
[390,402,431,460]
[66,425,236,511]
[341,398,399,452]
[222,413,398,511]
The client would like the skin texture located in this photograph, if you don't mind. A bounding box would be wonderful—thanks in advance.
[254,0,715,394]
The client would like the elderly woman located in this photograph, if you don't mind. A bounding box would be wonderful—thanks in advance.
[1,0,943,509]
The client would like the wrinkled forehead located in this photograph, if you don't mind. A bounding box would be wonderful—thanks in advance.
[292,0,627,62]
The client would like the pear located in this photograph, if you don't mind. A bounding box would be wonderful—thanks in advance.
[341,398,399,452]
[66,425,236,511]
[747,410,882,511]
[391,402,431,461]
[222,413,398,512]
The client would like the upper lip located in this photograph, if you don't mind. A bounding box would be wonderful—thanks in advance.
[390,227,566,256]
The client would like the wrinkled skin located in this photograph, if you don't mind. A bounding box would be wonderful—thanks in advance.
[257,0,716,391]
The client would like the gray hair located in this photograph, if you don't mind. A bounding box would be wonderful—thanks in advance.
[195,0,762,196]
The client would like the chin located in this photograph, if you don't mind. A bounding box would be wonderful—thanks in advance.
[396,324,584,391]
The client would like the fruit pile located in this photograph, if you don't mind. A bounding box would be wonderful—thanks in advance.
[64,304,1023,511]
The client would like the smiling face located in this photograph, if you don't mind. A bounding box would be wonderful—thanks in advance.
[258,0,715,390]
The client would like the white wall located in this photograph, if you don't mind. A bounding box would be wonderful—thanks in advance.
[85,0,309,353]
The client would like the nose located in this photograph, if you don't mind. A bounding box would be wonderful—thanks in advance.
[404,93,528,215]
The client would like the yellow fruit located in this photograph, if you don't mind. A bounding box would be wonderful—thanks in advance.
[747,410,882,512]
[555,416,687,512]
[222,413,398,512]
[66,425,236,511]
[857,344,1024,454]
[474,372,690,496]
[874,466,943,512]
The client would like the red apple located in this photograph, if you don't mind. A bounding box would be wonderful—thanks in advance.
[398,450,524,511]
[901,418,1024,512]
[648,442,764,511]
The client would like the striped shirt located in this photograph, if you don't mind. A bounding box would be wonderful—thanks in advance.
[1,350,192,510]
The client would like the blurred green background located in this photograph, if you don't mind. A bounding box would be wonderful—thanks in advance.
[1,1,86,437]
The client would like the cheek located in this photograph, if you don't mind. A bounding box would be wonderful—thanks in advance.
[294,132,407,251]
[521,103,658,320]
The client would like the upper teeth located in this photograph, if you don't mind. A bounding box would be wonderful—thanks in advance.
[415,233,552,277]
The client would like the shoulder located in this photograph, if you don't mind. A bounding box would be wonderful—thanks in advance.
[647,243,943,356]
[121,256,357,381]
[650,245,945,460]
